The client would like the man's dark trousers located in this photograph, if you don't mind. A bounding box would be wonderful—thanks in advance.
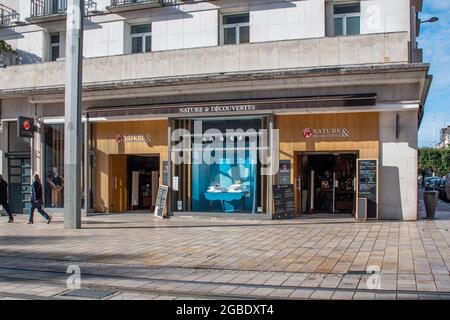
[1,201,13,220]
[29,202,50,223]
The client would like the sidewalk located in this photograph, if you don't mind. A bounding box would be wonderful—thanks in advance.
[1,213,450,300]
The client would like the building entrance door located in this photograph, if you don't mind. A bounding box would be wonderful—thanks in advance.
[297,153,357,215]
[109,154,127,213]
[127,155,160,211]
[8,158,32,214]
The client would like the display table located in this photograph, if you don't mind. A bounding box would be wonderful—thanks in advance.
[205,191,246,213]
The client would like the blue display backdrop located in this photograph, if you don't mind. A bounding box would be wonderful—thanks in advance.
[191,119,261,214]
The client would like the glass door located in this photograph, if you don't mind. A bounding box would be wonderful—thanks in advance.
[8,158,31,214]
[21,159,32,214]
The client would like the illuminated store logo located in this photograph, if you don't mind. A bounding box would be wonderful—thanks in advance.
[302,127,350,139]
[115,133,152,144]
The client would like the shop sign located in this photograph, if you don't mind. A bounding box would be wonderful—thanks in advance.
[17,116,35,138]
[154,185,169,219]
[115,133,152,144]
[302,127,350,139]
[88,94,377,118]
[179,104,256,114]
[279,160,291,185]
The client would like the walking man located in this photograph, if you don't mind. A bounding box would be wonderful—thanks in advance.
[29,174,52,225]
[0,174,14,223]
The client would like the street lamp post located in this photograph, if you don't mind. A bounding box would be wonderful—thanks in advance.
[64,0,84,229]
[420,17,439,24]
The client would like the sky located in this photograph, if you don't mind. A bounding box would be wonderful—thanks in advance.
[418,0,450,147]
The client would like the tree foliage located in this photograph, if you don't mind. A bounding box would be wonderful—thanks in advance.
[0,39,14,54]
[419,147,450,177]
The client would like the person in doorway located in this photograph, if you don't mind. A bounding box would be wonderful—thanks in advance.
[29,174,52,225]
[0,175,14,223]
[318,171,332,211]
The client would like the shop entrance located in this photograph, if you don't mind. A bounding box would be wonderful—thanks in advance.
[297,152,357,215]
[109,154,159,212]
[127,156,160,211]
[7,157,31,214]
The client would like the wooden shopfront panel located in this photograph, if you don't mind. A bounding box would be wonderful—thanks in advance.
[94,120,168,213]
[277,112,380,215]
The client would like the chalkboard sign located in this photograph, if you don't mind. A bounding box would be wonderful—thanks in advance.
[273,184,296,219]
[154,185,169,219]
[357,159,378,219]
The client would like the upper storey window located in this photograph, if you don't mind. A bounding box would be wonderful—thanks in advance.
[222,13,250,45]
[131,24,152,53]
[49,33,61,61]
[334,3,360,36]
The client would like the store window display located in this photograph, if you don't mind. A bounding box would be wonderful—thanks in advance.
[46,167,64,207]
[44,124,84,209]
[173,117,264,214]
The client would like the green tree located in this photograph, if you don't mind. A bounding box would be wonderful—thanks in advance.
[419,147,450,177]
[440,148,450,176]
[0,39,15,65]
[0,39,14,55]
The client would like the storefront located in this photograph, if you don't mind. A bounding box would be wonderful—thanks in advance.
[277,112,379,218]
[4,121,31,214]
[93,120,168,213]
[87,94,380,218]
[166,111,379,218]
[42,122,89,212]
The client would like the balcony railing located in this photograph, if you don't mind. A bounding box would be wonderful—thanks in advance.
[30,0,67,18]
[27,0,100,22]
[107,0,164,12]
[0,4,19,28]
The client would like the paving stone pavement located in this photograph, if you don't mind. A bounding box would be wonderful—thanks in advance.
[0,207,450,300]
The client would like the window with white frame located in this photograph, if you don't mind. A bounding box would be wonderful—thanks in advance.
[49,33,60,61]
[221,13,250,45]
[131,24,152,54]
[334,3,360,36]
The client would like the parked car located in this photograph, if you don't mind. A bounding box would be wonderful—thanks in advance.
[425,177,441,191]
[443,174,450,202]
[438,178,447,200]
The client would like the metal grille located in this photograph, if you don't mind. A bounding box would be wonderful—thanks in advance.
[62,289,115,299]
[30,0,68,18]
[110,0,163,7]
[0,4,19,27]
